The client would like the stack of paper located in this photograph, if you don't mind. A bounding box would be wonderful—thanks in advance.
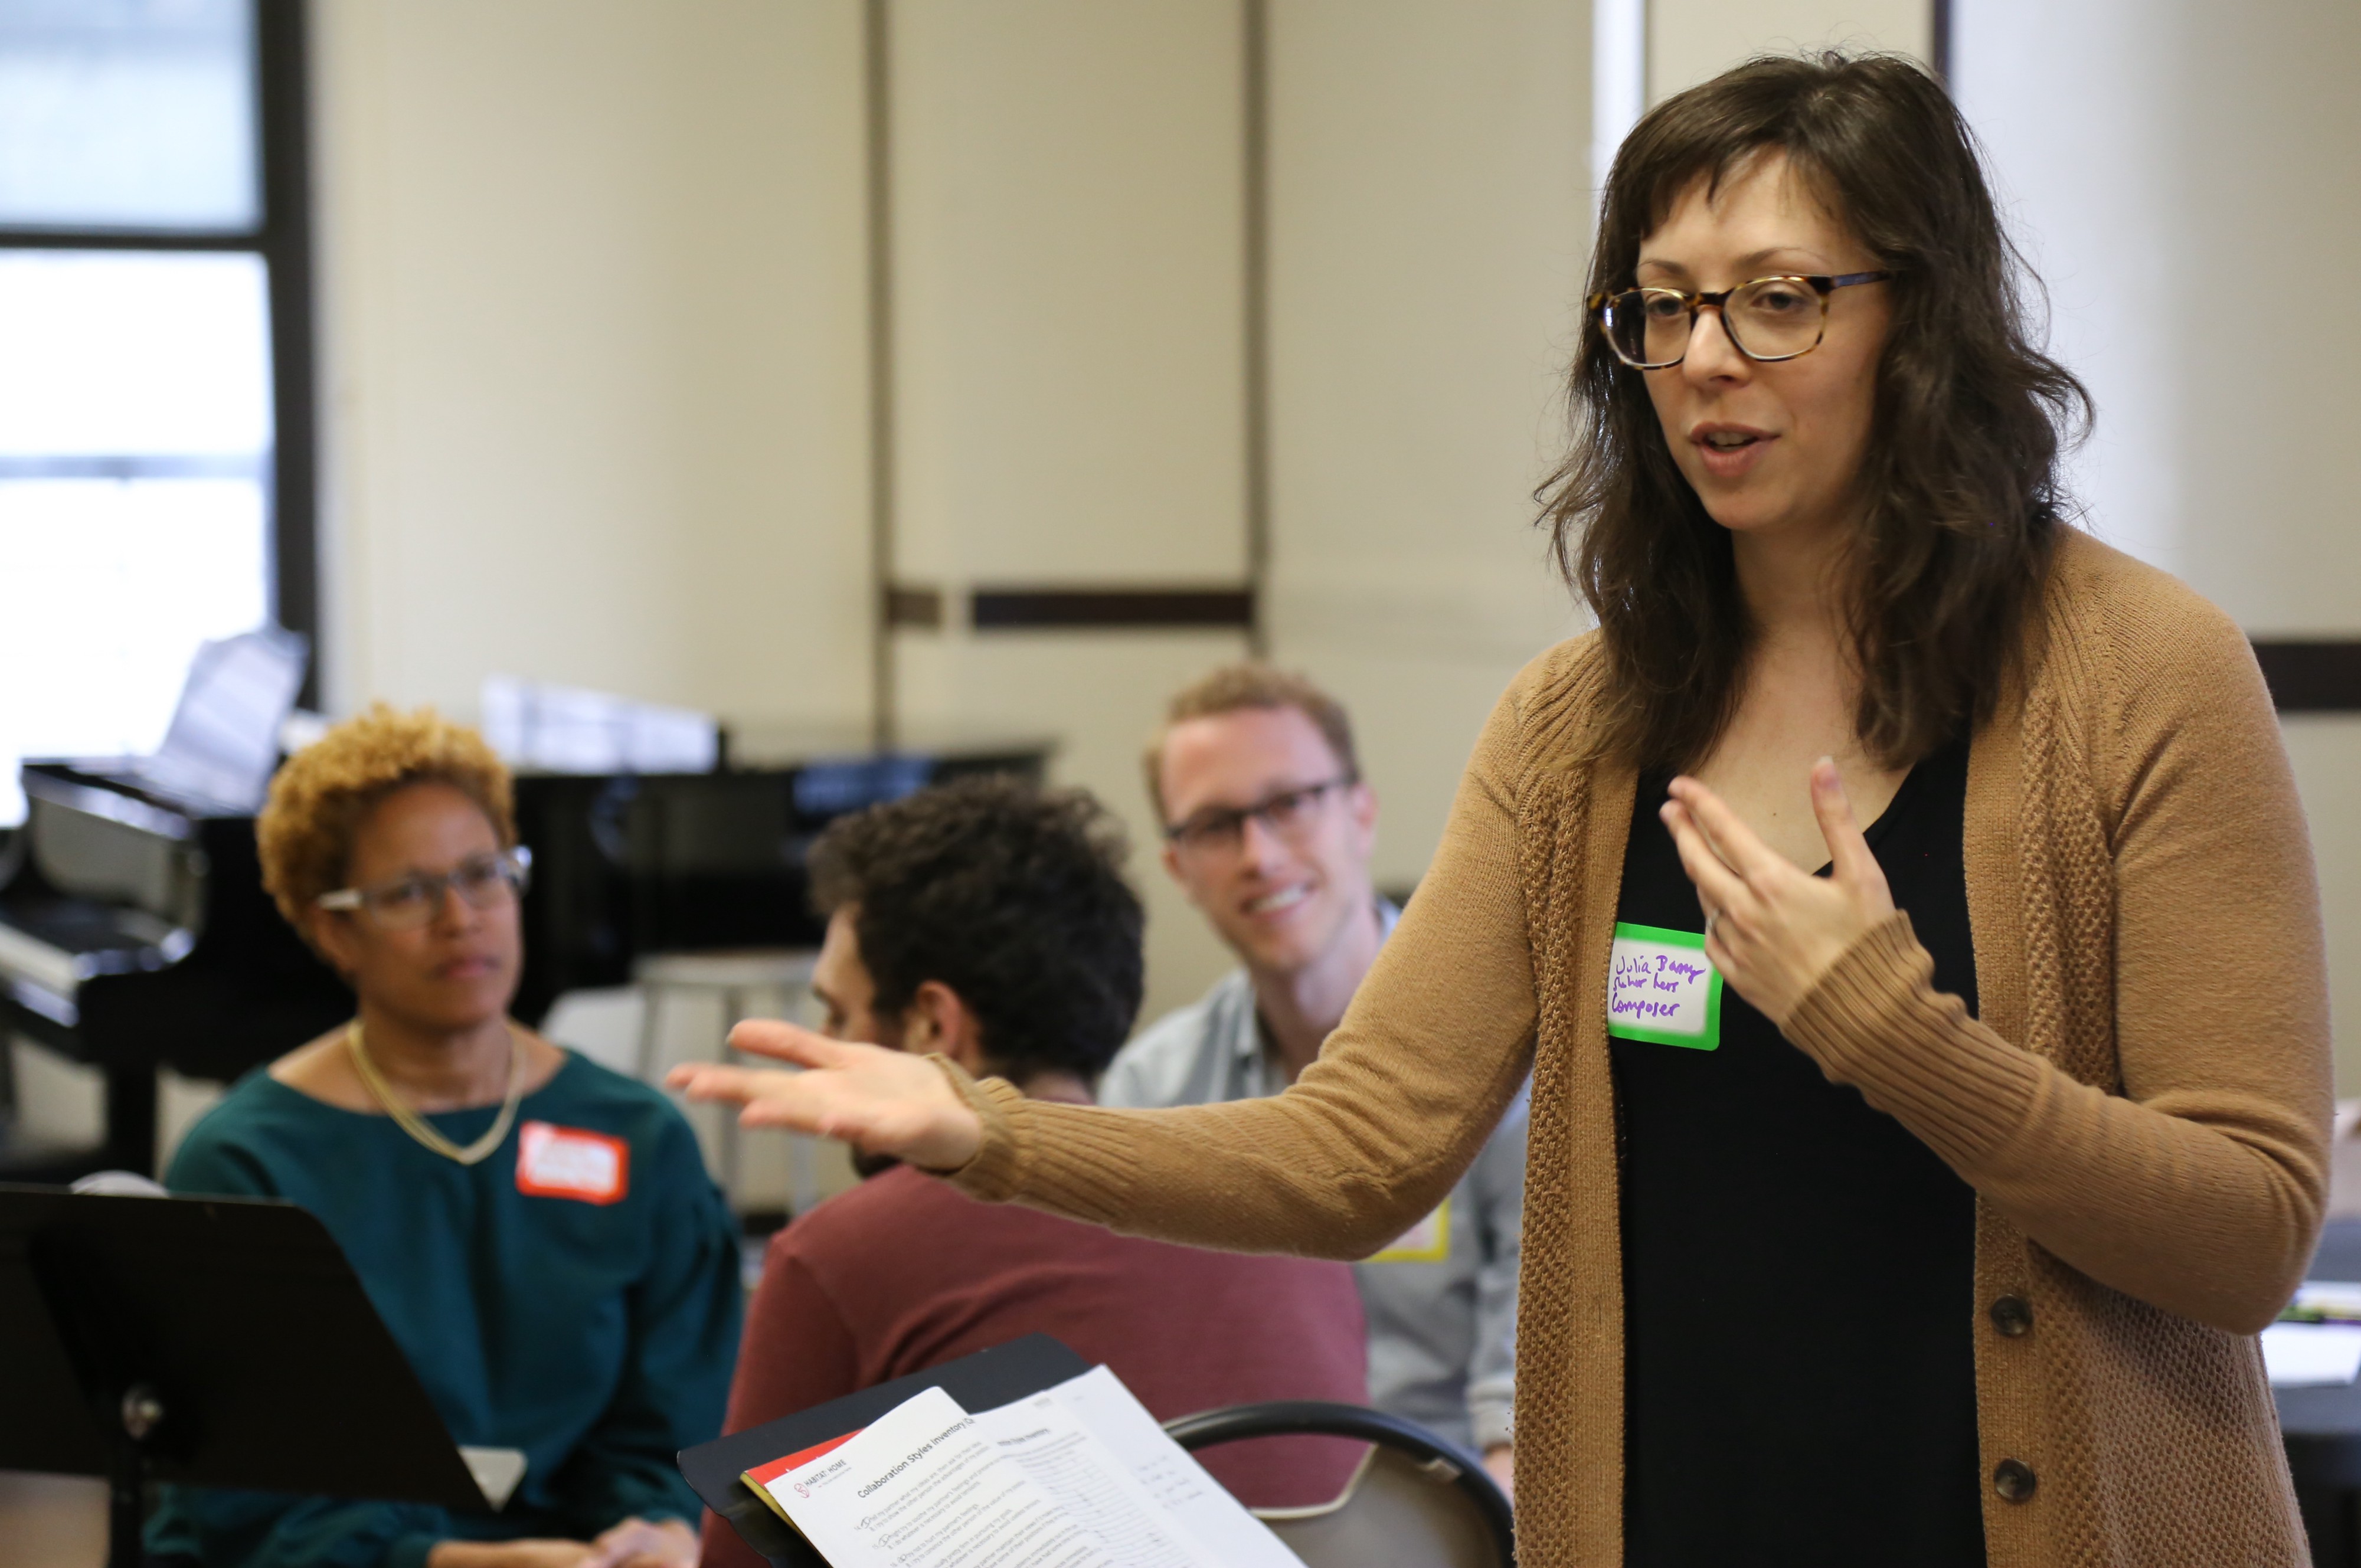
[2263,1324,2361,1387]
[743,1365,1306,1568]
[2267,1281,2361,1387]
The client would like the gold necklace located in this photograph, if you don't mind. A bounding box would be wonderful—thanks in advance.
[346,1020,527,1166]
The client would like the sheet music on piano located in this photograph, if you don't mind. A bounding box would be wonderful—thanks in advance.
[135,627,309,813]
[480,675,719,775]
[0,626,346,1176]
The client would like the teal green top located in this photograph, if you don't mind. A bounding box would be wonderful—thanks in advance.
[144,1050,743,1568]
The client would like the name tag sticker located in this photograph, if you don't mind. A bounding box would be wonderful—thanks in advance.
[516,1121,630,1204]
[1607,921,1724,1050]
[1366,1197,1451,1263]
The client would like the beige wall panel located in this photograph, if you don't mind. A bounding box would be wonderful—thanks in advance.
[312,0,871,728]
[888,0,1248,585]
[893,630,1254,1026]
[881,4,1255,1021]
[1647,0,1932,102]
[1263,0,1591,891]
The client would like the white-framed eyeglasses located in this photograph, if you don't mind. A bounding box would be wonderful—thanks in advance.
[316,846,532,931]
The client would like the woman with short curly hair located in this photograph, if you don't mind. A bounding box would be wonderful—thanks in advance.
[151,706,740,1568]
[253,705,516,940]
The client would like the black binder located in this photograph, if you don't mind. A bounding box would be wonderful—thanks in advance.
[0,1186,496,1568]
[679,1333,1092,1567]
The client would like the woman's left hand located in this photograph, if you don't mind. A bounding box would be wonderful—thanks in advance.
[582,1518,697,1568]
[1660,758,1895,1028]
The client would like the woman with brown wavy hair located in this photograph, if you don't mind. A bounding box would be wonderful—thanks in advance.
[674,53,2327,1567]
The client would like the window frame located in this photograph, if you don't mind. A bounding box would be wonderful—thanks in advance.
[0,0,319,707]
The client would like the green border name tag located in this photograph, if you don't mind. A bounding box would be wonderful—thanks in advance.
[1607,921,1724,1049]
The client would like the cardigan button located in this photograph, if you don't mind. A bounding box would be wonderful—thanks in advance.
[1993,1459,2038,1503]
[1990,1295,2034,1337]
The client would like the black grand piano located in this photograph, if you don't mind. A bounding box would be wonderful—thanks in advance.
[0,636,1045,1180]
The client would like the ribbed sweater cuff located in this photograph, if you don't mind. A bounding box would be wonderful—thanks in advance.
[1784,911,2040,1173]
[937,1058,1139,1224]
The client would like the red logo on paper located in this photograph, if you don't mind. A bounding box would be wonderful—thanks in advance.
[746,1430,862,1491]
[515,1121,629,1204]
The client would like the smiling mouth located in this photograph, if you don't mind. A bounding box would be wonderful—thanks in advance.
[1244,883,1312,916]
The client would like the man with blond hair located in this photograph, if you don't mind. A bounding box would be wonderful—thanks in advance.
[1101,664,1525,1490]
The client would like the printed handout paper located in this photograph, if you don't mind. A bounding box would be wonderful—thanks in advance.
[751,1366,1305,1568]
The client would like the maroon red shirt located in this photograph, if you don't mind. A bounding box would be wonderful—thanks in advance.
[699,1164,1369,1567]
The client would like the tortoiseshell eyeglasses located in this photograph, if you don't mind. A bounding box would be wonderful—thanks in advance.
[1588,271,1894,369]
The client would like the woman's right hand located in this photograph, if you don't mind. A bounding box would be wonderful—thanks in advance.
[666,1022,986,1171]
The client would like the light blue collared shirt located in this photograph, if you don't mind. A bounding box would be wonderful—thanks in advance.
[1099,902,1525,1452]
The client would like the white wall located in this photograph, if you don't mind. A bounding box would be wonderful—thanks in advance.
[1953,0,2361,1089]
[312,0,872,733]
[1646,0,1930,102]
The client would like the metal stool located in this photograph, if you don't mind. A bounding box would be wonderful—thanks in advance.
[1165,1400,1516,1567]
[632,949,818,1209]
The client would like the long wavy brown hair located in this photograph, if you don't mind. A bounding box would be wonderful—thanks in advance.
[1539,53,2091,772]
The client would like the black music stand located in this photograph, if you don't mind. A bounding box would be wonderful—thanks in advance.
[679,1333,1092,1567]
[0,1186,495,1568]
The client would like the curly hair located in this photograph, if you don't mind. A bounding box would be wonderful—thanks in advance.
[1538,52,2091,772]
[1141,664,1360,823]
[257,704,516,947]
[807,775,1143,1083]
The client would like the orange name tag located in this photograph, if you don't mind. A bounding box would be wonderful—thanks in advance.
[515,1121,629,1204]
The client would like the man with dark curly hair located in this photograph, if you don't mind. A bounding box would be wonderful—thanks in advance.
[803,775,1146,1104]
[700,776,1368,1568]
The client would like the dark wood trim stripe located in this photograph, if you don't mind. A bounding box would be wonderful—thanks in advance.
[882,584,942,629]
[2253,640,2361,713]
[969,587,1255,631]
[0,228,257,251]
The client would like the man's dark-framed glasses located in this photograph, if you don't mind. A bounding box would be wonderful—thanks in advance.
[1165,776,1356,857]
[1589,270,1893,369]
[316,846,534,931]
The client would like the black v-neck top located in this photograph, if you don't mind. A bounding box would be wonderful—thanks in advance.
[1611,738,1986,1566]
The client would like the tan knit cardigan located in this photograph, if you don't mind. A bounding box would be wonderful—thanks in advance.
[948,531,2333,1567]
